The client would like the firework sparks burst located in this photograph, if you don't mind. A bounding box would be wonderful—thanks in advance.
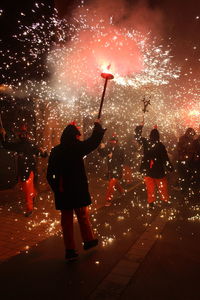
[0,2,187,133]
[0,1,200,264]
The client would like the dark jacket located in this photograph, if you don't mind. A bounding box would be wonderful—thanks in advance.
[191,136,200,163]
[0,141,18,189]
[46,122,105,210]
[98,143,124,179]
[190,136,200,188]
[135,125,173,179]
[3,138,45,181]
[177,135,194,162]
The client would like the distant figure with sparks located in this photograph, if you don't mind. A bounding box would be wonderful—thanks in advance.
[0,128,18,190]
[98,135,125,207]
[177,127,196,198]
[1,125,47,217]
[46,120,105,262]
[190,132,200,199]
[135,124,174,207]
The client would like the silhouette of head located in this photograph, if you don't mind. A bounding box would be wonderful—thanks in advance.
[185,127,196,137]
[149,129,160,142]
[109,136,118,144]
[61,124,81,143]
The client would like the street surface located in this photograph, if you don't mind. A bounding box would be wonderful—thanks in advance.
[0,174,200,300]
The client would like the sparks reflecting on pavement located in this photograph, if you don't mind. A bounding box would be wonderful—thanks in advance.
[188,205,200,222]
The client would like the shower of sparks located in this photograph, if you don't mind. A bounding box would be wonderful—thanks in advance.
[188,205,200,222]
[0,3,183,125]
[0,1,200,256]
[1,2,199,138]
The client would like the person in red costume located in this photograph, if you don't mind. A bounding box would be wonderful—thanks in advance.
[135,124,174,208]
[190,130,200,198]
[1,125,47,217]
[99,135,125,207]
[177,127,196,198]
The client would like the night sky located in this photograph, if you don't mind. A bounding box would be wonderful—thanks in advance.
[151,0,200,73]
[55,0,200,62]
[0,0,200,81]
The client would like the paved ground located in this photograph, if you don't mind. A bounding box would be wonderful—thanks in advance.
[0,185,60,262]
[120,213,200,300]
[0,172,200,300]
[0,173,109,262]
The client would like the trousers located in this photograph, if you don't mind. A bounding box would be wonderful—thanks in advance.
[61,206,95,250]
[106,177,124,201]
[20,171,35,212]
[144,176,169,203]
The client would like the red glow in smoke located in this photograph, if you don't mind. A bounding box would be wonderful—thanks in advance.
[61,30,143,93]
[182,106,200,128]
[52,0,164,95]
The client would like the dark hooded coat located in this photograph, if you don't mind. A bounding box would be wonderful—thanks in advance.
[190,136,200,191]
[177,131,195,162]
[135,125,173,178]
[46,122,105,210]
[0,140,17,189]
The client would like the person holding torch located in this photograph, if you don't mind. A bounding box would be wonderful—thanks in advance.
[46,119,106,262]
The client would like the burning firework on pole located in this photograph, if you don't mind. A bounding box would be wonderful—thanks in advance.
[98,65,114,119]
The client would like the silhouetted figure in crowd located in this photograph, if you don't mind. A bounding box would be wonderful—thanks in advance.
[1,125,47,217]
[190,132,200,198]
[46,120,105,262]
[177,127,196,198]
[135,124,174,207]
[123,134,137,185]
[0,128,18,190]
[99,135,125,206]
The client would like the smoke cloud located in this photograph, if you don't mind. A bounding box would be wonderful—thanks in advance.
[50,0,165,96]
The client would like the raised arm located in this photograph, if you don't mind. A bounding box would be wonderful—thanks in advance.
[135,124,145,146]
[78,120,106,156]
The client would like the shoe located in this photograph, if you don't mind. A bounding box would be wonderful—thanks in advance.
[83,239,98,250]
[172,186,181,191]
[65,249,79,262]
[105,200,112,207]
[148,202,155,209]
[24,210,33,217]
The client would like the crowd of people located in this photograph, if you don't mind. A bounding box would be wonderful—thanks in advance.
[0,120,200,261]
[134,123,174,207]
[177,127,200,198]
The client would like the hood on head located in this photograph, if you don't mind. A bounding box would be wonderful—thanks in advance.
[185,127,196,137]
[60,124,81,144]
[149,129,160,142]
